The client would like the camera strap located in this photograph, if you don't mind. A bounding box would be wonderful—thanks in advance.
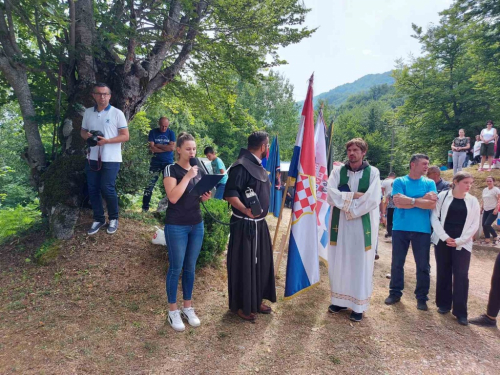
[87,146,102,171]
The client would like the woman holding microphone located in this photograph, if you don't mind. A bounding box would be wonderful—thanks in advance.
[163,132,211,332]
[431,172,480,326]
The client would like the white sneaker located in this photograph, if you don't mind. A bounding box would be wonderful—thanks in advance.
[181,307,201,327]
[168,310,185,332]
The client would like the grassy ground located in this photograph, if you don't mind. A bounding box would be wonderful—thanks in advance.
[441,165,500,201]
[1,208,499,374]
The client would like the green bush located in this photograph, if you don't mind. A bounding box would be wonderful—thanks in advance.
[198,199,231,268]
[0,202,41,243]
[116,126,151,197]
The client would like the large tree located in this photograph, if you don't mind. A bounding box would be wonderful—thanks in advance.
[0,0,313,238]
[394,0,500,162]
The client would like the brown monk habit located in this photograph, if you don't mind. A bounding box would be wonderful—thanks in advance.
[224,148,277,316]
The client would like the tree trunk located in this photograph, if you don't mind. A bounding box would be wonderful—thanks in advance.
[40,85,93,239]
[0,58,46,187]
[38,0,97,239]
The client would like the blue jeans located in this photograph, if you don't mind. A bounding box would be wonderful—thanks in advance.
[142,161,170,210]
[165,222,204,304]
[389,230,431,301]
[214,183,226,200]
[85,161,120,222]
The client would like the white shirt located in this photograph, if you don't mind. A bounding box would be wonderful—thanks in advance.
[482,187,500,211]
[82,105,128,162]
[473,141,482,157]
[381,178,394,197]
[481,127,496,144]
[431,191,480,252]
[252,153,262,165]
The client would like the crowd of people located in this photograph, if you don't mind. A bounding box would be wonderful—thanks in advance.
[80,83,499,332]
[447,120,500,174]
[378,159,499,328]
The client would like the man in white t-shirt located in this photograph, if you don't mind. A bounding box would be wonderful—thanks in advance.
[80,83,130,235]
[381,172,396,198]
[381,172,396,240]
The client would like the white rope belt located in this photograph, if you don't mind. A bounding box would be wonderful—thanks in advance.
[232,213,265,222]
[232,213,263,264]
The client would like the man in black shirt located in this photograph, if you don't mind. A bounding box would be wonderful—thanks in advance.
[224,131,276,321]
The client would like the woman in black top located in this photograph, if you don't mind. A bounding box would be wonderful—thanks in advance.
[163,132,211,332]
[431,172,480,326]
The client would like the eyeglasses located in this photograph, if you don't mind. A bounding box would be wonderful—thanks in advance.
[93,93,111,97]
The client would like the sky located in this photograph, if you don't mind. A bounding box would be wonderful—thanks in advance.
[275,0,454,101]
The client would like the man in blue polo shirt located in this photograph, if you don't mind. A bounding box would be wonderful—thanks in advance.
[385,154,437,311]
[141,117,176,212]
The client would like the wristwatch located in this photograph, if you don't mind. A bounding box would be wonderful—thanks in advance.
[411,198,416,206]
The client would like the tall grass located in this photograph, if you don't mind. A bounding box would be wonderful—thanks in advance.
[0,202,41,243]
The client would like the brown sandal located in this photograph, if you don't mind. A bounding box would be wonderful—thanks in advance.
[237,309,256,321]
[259,304,272,314]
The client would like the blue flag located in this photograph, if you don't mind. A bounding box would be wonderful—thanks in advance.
[265,136,282,218]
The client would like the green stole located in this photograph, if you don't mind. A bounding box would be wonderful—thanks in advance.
[330,165,372,251]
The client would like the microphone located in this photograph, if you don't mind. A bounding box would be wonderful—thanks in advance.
[189,157,198,167]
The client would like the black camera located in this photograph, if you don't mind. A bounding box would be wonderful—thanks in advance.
[87,130,105,147]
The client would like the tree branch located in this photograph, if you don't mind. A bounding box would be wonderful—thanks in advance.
[74,0,96,84]
[146,1,208,94]
[4,1,21,55]
[145,0,186,77]
[123,0,137,74]
[5,0,59,58]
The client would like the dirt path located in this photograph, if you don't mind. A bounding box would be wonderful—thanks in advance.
[1,212,499,374]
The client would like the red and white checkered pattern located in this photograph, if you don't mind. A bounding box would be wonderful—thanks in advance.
[293,174,317,221]
[315,164,328,225]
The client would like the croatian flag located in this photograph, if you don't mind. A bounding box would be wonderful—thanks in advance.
[314,107,330,263]
[284,74,320,299]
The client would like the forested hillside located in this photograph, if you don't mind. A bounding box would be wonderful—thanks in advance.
[298,71,395,109]
[321,0,500,177]
[320,84,404,177]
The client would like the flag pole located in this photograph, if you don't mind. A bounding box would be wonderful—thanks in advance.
[272,175,294,251]
[275,193,294,277]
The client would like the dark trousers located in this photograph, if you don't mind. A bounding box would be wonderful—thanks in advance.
[389,230,431,301]
[142,162,170,210]
[386,207,395,236]
[487,252,500,318]
[435,241,471,319]
[85,161,121,222]
[482,209,497,239]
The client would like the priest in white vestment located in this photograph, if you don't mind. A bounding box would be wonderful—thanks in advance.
[326,138,381,322]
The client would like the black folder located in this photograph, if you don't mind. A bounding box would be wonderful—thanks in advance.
[189,174,224,196]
